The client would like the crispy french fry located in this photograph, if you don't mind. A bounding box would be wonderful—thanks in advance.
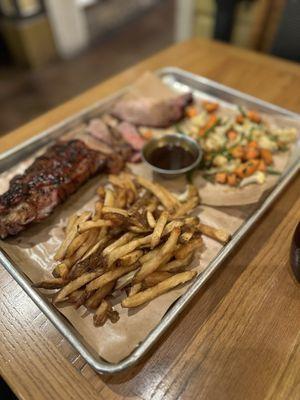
[86,262,140,292]
[177,185,198,203]
[121,172,137,194]
[78,220,112,232]
[116,250,143,267]
[137,176,174,210]
[146,197,158,213]
[53,270,102,304]
[52,261,71,278]
[85,281,115,309]
[66,214,78,235]
[128,226,151,234]
[151,211,168,249]
[146,210,156,228]
[70,229,99,263]
[97,186,105,200]
[196,223,231,244]
[180,230,194,243]
[81,236,109,261]
[162,220,184,236]
[159,253,194,272]
[134,228,180,283]
[159,185,181,209]
[108,309,119,323]
[107,234,152,267]
[122,271,197,308]
[129,190,151,214]
[104,188,115,207]
[93,300,110,327]
[108,175,125,189]
[143,271,172,288]
[102,232,135,256]
[94,202,103,218]
[102,207,129,217]
[115,270,137,290]
[126,189,135,207]
[172,197,199,218]
[68,289,89,309]
[139,245,162,264]
[175,236,203,260]
[54,211,91,261]
[33,277,67,289]
[115,188,127,209]
[129,282,142,296]
[65,231,90,258]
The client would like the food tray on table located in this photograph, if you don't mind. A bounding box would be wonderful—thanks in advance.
[0,67,299,374]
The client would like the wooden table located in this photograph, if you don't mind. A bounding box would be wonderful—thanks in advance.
[0,38,300,400]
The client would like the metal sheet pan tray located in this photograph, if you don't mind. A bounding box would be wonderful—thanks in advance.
[0,67,299,374]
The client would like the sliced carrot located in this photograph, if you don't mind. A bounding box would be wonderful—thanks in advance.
[185,106,198,118]
[198,128,206,137]
[227,174,238,186]
[199,114,218,136]
[245,147,259,160]
[207,114,218,127]
[260,148,273,165]
[257,159,266,172]
[248,140,258,148]
[142,130,153,140]
[215,172,227,184]
[236,115,244,124]
[235,161,258,178]
[247,110,261,123]
[244,161,258,176]
[203,101,219,113]
[227,130,238,141]
[230,146,244,159]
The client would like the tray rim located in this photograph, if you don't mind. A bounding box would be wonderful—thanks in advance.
[0,66,299,374]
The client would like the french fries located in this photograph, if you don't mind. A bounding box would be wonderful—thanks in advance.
[146,210,156,228]
[174,236,204,260]
[107,234,152,267]
[37,172,230,327]
[143,271,172,288]
[33,277,67,289]
[85,281,115,309]
[137,176,174,210]
[54,211,91,261]
[134,228,181,283]
[151,211,168,249]
[196,222,231,244]
[54,271,102,304]
[78,220,112,232]
[122,271,197,308]
[86,262,140,292]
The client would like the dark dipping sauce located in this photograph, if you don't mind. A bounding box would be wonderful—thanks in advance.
[148,144,197,170]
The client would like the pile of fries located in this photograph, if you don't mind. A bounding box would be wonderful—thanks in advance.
[35,172,230,327]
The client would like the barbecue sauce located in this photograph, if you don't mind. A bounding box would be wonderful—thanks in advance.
[148,144,196,170]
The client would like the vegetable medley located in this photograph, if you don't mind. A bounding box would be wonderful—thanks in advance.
[177,101,297,186]
[139,100,297,187]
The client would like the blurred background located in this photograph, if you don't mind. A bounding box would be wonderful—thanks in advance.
[0,0,299,136]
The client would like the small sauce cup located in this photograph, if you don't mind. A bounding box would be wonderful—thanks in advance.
[142,133,202,179]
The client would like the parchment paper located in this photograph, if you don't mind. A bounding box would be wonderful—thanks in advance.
[0,72,299,363]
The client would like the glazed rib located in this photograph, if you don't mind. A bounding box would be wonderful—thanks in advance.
[0,139,118,239]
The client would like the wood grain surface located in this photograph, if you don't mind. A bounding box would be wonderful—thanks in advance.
[0,38,300,400]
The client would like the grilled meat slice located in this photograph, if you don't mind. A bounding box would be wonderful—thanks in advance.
[116,122,145,151]
[0,140,107,239]
[111,93,193,128]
